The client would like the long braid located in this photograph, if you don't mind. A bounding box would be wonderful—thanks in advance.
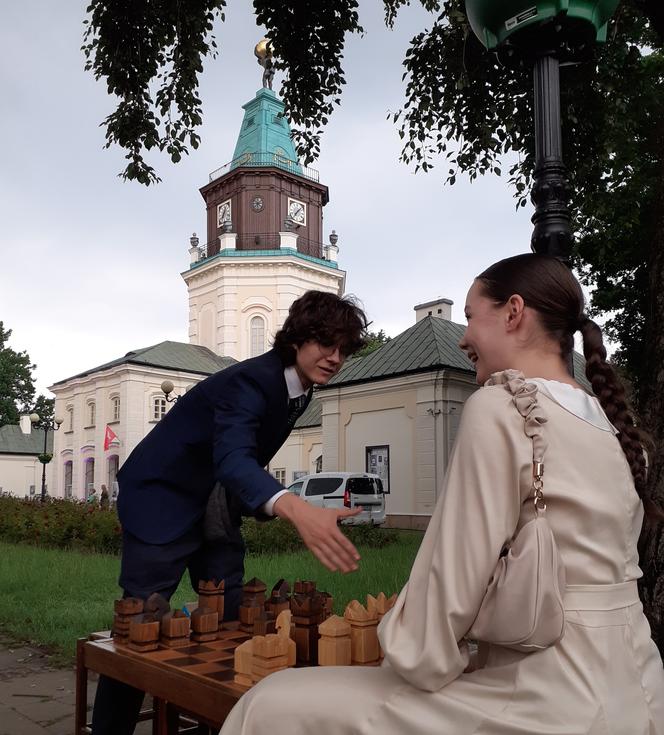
[579,316,661,519]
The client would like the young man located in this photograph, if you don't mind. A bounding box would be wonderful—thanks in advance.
[91,290,368,735]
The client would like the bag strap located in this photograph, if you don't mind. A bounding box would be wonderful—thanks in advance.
[485,370,549,515]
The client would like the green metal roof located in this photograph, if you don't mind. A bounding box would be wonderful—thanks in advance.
[0,424,52,456]
[321,316,474,389]
[51,341,236,386]
[231,88,301,173]
[295,395,322,429]
[319,316,590,391]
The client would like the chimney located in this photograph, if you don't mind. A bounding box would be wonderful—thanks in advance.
[414,298,453,323]
[19,415,32,434]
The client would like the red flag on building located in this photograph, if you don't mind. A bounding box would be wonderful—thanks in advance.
[104,425,118,451]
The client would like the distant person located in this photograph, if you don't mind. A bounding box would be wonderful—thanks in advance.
[86,487,98,506]
[99,484,110,511]
[92,290,369,735]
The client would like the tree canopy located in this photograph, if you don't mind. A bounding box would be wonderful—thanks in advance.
[0,322,36,427]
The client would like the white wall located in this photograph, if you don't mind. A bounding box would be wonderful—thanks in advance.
[0,454,53,498]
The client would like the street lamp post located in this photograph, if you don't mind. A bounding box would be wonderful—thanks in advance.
[464,0,621,262]
[29,413,64,502]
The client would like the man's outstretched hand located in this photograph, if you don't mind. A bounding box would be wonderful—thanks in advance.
[273,493,362,573]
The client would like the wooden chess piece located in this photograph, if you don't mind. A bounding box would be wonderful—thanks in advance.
[190,607,219,643]
[265,579,290,618]
[251,633,289,683]
[275,609,296,667]
[344,600,380,665]
[367,592,397,622]
[318,615,352,666]
[112,597,144,644]
[252,608,276,637]
[239,578,267,633]
[128,613,160,652]
[160,610,191,647]
[291,591,323,665]
[199,579,225,628]
[234,639,254,686]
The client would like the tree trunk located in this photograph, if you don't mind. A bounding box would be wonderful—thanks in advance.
[637,135,664,653]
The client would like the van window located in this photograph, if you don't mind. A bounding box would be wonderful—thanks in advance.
[305,477,344,497]
[288,481,304,496]
[347,477,379,495]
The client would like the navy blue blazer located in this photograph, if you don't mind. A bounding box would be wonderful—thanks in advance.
[117,349,310,544]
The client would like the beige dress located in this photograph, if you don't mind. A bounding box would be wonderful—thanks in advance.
[221,371,664,735]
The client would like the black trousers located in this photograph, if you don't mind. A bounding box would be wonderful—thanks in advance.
[90,523,244,735]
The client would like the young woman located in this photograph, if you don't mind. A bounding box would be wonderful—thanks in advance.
[221,254,663,735]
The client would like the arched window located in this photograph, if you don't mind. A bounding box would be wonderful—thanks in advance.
[107,455,119,489]
[153,396,167,421]
[87,400,96,427]
[84,458,95,494]
[110,395,120,422]
[250,315,266,357]
[63,461,73,498]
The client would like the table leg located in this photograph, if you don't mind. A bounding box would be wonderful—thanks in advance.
[154,698,180,735]
[75,638,90,735]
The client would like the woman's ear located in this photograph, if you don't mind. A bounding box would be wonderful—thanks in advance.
[505,294,525,332]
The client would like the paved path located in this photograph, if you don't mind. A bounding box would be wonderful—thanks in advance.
[0,636,152,735]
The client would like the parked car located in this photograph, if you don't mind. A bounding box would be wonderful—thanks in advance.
[286,472,386,526]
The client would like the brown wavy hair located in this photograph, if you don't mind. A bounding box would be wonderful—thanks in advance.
[273,290,368,365]
[477,253,661,520]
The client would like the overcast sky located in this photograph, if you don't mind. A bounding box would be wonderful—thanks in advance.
[1,1,534,397]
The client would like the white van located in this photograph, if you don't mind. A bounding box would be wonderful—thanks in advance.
[286,472,386,526]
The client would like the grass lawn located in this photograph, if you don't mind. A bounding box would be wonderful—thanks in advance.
[0,532,422,664]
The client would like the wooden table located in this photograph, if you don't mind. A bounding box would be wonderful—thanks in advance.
[75,631,251,735]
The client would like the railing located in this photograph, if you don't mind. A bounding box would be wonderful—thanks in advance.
[209,152,320,184]
[196,233,326,261]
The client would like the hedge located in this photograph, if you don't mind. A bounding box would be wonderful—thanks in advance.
[0,496,397,556]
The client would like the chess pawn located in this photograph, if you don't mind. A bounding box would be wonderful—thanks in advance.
[128,613,160,652]
[318,615,352,666]
[242,577,267,605]
[344,600,380,665]
[190,607,219,643]
[160,610,191,647]
[198,579,225,628]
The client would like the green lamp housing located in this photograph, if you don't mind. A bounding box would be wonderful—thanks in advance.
[466,0,620,57]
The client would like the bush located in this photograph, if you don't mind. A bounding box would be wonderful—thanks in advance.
[0,495,122,555]
[0,496,399,556]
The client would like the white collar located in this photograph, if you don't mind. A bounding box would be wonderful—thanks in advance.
[284,365,307,400]
[528,378,618,434]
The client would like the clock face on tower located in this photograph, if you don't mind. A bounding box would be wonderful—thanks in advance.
[251,196,264,212]
[287,198,306,226]
[217,199,231,228]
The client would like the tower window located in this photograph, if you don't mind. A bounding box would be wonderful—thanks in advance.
[250,316,266,358]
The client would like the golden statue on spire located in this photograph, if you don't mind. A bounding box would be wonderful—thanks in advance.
[254,37,275,90]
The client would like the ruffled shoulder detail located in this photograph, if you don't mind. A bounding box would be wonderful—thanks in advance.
[485,370,547,462]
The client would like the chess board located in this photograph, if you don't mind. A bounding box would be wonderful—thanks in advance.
[112,628,253,693]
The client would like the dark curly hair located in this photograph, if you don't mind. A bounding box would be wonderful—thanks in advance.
[273,291,368,365]
[477,253,661,521]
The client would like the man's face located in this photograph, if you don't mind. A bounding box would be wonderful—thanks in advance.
[293,340,346,389]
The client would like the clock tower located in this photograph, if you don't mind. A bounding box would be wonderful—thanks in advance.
[182,74,345,361]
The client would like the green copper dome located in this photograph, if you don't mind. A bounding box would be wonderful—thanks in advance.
[231,88,302,175]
